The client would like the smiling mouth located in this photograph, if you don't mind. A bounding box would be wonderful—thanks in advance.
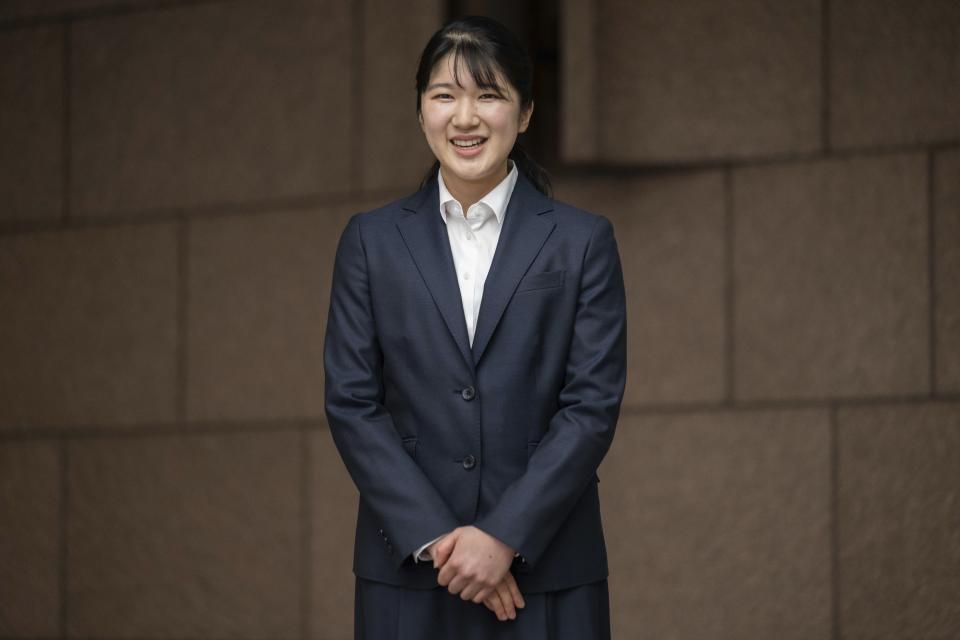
[451,138,487,148]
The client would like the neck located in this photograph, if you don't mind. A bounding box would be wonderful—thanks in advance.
[441,161,510,213]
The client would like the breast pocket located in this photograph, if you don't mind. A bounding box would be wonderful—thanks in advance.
[515,269,565,293]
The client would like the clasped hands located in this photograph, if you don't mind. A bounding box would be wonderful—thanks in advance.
[427,525,526,622]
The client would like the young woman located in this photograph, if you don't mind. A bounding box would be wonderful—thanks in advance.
[324,15,626,639]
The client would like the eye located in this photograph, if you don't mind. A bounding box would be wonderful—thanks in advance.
[432,93,453,100]
[480,93,502,100]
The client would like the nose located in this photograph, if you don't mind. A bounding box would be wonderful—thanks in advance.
[452,98,479,128]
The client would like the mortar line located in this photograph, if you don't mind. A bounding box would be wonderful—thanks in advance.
[928,150,938,395]
[723,166,736,403]
[829,403,841,640]
[821,0,831,153]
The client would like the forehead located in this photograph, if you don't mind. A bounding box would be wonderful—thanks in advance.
[428,51,510,91]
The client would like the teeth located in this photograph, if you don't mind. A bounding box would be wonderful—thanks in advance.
[452,139,485,148]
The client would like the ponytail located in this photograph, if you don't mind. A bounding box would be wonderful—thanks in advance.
[418,160,442,193]
[508,142,552,197]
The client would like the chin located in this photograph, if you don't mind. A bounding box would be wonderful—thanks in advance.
[446,160,498,180]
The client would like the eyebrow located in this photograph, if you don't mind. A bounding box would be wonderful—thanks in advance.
[425,81,506,94]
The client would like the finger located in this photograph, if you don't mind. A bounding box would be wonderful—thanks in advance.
[432,543,450,570]
[433,532,457,569]
[459,581,481,602]
[436,556,458,587]
[436,564,451,587]
[495,580,516,619]
[471,584,493,604]
[476,586,495,603]
[504,571,525,609]
[432,543,448,570]
[484,590,508,622]
[447,574,467,597]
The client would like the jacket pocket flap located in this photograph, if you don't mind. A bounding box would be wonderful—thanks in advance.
[516,269,564,293]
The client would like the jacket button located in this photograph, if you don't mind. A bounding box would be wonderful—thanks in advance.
[462,454,476,470]
[461,386,476,400]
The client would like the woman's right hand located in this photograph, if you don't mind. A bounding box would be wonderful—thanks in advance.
[482,570,525,621]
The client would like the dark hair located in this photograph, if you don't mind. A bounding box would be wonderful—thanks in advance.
[414,15,552,197]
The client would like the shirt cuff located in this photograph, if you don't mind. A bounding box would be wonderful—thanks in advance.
[413,534,446,564]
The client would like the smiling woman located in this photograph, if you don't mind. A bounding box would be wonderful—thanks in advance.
[325,14,624,640]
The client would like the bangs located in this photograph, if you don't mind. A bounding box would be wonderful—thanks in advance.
[447,37,507,93]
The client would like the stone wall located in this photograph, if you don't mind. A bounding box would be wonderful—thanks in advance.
[1,1,957,638]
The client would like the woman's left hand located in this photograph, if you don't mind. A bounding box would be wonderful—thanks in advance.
[433,525,516,602]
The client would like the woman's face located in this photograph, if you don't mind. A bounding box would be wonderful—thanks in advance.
[418,52,532,193]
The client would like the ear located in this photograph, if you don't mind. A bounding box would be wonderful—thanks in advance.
[417,109,425,131]
[519,101,534,133]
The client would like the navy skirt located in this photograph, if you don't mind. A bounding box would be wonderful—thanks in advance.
[354,576,611,640]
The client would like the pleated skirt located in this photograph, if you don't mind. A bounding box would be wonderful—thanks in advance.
[354,576,610,640]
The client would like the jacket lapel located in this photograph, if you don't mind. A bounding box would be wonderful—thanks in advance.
[397,177,475,371]
[471,174,555,364]
[395,172,556,372]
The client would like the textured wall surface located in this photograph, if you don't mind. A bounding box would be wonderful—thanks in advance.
[562,0,822,163]
[0,1,957,639]
[557,1,959,637]
[0,24,63,222]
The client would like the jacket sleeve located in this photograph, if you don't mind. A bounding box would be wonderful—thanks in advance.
[472,215,627,569]
[324,213,461,570]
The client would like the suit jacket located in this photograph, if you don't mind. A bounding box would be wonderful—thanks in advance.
[323,170,627,594]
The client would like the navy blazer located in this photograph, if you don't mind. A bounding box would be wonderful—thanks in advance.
[323,170,627,594]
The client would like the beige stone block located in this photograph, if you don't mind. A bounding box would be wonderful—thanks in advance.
[71,0,352,216]
[555,171,726,406]
[67,430,302,638]
[0,25,62,222]
[362,0,441,192]
[0,441,60,636]
[599,409,830,640]
[563,0,821,164]
[935,148,960,392]
[837,403,960,638]
[187,202,377,421]
[831,0,960,149]
[309,427,357,639]
[733,153,929,400]
[0,223,178,427]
